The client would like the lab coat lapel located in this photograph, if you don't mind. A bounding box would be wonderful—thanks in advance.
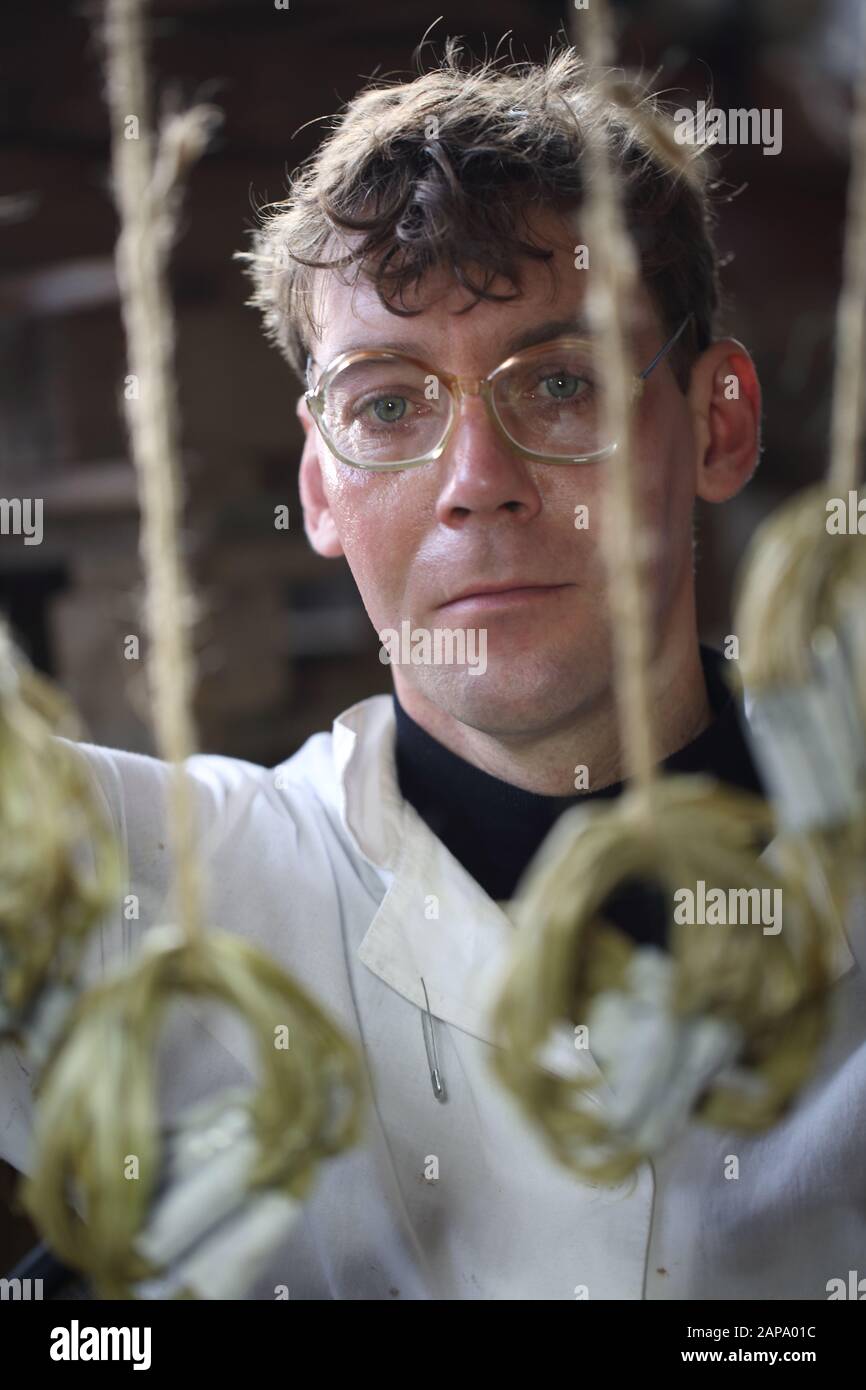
[357,799,525,1044]
[332,693,543,1044]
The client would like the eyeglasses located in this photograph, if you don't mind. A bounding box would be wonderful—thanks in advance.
[304,314,693,472]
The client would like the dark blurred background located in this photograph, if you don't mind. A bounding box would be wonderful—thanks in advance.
[0,0,862,762]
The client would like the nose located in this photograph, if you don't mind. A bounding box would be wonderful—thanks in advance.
[434,395,542,528]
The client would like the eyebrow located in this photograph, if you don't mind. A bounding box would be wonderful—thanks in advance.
[313,315,594,370]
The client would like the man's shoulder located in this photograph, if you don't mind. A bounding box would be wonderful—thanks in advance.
[60,726,337,826]
[58,692,395,834]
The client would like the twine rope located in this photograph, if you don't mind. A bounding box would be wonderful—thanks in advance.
[580,0,656,795]
[104,0,220,943]
[829,27,866,495]
[735,15,866,694]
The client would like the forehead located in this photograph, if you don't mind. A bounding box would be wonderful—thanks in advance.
[309,207,663,371]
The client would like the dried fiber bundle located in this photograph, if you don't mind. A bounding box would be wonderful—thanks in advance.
[0,619,121,1032]
[736,486,866,697]
[22,924,364,1299]
[732,20,866,873]
[487,0,838,1185]
[733,487,866,880]
[14,0,365,1302]
[491,777,832,1185]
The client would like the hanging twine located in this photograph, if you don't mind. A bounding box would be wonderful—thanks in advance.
[493,780,828,1184]
[733,18,866,893]
[490,0,836,1181]
[102,0,221,945]
[738,24,866,690]
[21,0,363,1298]
[580,1,656,799]
[829,31,866,499]
[23,925,364,1298]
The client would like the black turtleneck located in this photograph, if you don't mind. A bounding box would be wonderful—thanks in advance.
[393,646,764,949]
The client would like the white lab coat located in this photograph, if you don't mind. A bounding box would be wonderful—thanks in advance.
[1,693,864,1300]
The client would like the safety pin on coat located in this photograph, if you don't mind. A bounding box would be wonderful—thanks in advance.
[420,977,447,1102]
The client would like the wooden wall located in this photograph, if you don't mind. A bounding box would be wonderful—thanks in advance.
[0,0,855,762]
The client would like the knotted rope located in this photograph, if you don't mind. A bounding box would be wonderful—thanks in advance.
[21,0,363,1297]
[491,0,836,1182]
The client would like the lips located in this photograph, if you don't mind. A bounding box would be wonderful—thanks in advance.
[447,580,548,601]
[437,581,572,610]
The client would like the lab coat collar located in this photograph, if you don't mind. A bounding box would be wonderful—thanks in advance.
[331,693,405,872]
[332,695,856,1050]
[332,695,520,1044]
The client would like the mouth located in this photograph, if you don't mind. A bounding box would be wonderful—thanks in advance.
[437,582,573,614]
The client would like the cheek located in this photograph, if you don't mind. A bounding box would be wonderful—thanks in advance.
[563,395,694,609]
[323,464,429,617]
[635,400,696,587]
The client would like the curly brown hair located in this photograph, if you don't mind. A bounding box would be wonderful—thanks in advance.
[235,41,720,389]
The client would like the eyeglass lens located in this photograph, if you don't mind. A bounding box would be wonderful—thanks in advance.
[318,343,614,466]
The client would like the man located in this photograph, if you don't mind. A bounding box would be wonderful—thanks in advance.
[2,45,864,1300]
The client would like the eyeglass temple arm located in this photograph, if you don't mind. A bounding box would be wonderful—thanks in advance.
[638,313,694,381]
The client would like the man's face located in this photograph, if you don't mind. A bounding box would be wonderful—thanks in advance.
[300,207,700,738]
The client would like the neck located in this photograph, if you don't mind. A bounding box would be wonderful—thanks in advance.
[391,627,712,797]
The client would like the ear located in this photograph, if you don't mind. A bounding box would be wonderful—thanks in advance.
[688,338,762,504]
[297,396,345,558]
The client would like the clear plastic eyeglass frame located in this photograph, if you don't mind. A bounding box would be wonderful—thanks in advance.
[304,313,693,472]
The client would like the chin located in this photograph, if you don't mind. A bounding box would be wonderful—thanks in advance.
[412,646,604,738]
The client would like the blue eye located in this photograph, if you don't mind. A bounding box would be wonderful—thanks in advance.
[371,396,407,423]
[542,372,581,400]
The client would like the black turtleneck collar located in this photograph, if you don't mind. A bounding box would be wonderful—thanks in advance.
[392,646,763,945]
